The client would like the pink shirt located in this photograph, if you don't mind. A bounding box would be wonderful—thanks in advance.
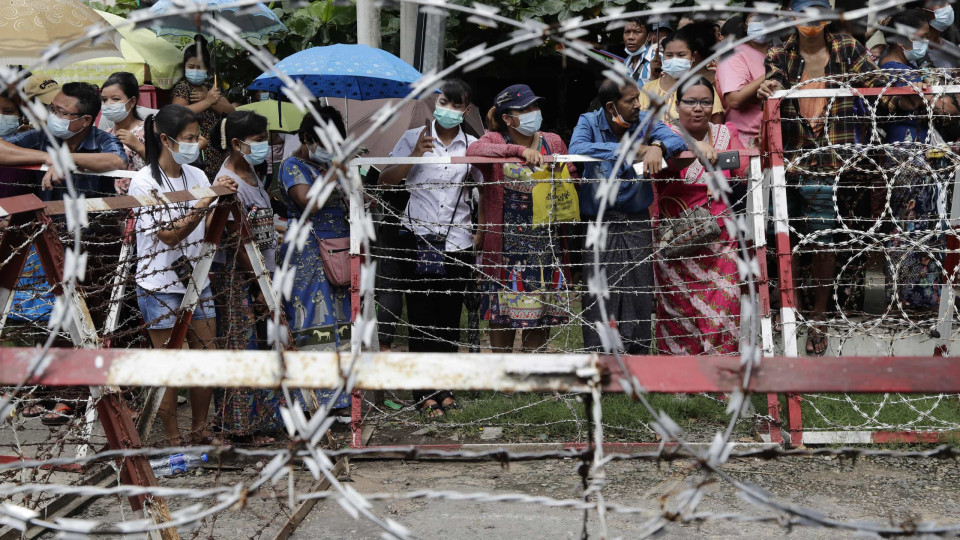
[716,44,766,147]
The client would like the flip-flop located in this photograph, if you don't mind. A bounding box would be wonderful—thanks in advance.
[41,402,74,426]
[21,405,46,418]
[418,401,444,419]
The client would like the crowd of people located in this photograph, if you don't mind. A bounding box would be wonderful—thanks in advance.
[0,0,956,439]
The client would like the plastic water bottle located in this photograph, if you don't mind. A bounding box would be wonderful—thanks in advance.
[149,452,208,477]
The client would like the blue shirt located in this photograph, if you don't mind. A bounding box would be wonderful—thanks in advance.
[5,127,127,200]
[569,109,686,216]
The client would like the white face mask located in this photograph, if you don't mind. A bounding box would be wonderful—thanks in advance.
[747,21,770,43]
[932,6,955,32]
[0,114,19,136]
[101,98,131,123]
[661,57,692,78]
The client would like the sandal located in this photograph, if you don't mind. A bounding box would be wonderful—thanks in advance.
[418,400,444,419]
[21,404,46,418]
[440,396,461,416]
[41,402,74,426]
[806,326,828,357]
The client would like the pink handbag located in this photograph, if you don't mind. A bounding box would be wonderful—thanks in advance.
[318,237,351,287]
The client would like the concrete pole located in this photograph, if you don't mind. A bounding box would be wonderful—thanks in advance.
[420,11,446,73]
[400,2,418,65]
[357,0,381,48]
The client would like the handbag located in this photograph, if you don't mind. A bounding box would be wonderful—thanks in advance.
[656,196,721,259]
[414,182,465,276]
[318,236,351,287]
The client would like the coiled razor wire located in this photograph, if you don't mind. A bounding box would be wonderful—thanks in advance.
[3,0,960,538]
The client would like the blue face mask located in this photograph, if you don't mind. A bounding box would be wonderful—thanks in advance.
[747,21,770,43]
[511,110,542,137]
[48,114,79,140]
[259,92,271,102]
[242,140,270,165]
[168,138,200,165]
[905,39,929,62]
[0,114,19,137]
[185,69,207,85]
[310,145,332,167]
[433,105,464,129]
[932,6,955,32]
[661,57,692,79]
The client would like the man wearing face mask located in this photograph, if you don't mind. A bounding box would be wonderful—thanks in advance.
[757,0,882,356]
[0,81,127,200]
[923,1,957,68]
[623,18,654,84]
[569,79,686,355]
[716,13,773,148]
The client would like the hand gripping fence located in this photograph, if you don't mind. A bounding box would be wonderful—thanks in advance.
[3,0,960,538]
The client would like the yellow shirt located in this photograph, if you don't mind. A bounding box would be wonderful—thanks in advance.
[637,77,725,125]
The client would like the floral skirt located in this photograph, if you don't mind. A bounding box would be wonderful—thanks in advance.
[484,188,570,329]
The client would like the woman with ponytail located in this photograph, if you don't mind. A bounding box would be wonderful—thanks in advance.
[128,104,237,445]
[207,110,284,444]
[466,84,577,355]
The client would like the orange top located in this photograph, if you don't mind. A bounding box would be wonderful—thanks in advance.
[798,74,828,137]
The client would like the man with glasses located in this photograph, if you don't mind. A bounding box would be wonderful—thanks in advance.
[0,81,126,200]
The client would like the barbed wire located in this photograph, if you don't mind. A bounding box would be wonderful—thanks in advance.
[3,0,960,538]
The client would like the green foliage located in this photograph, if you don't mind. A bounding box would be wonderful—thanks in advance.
[84,0,139,17]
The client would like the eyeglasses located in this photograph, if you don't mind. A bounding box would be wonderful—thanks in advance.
[679,98,712,109]
[47,106,81,119]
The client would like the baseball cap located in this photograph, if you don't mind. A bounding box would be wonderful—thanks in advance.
[791,0,832,11]
[23,75,60,105]
[494,84,543,112]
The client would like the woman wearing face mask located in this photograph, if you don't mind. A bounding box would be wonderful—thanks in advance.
[715,13,771,148]
[101,72,144,194]
[466,84,577,356]
[378,79,481,417]
[653,77,748,355]
[127,104,238,445]
[171,38,236,181]
[205,110,285,444]
[638,25,725,125]
[278,107,354,418]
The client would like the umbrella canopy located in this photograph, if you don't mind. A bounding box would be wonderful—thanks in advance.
[248,44,422,100]
[32,10,183,89]
[147,0,286,43]
[325,96,485,158]
[237,99,305,133]
[0,0,122,67]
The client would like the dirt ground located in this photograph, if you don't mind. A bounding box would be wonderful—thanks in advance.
[65,451,960,539]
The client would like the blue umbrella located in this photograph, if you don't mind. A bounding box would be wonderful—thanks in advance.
[147,0,286,42]
[247,44,422,100]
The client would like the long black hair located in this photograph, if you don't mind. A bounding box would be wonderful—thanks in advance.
[143,104,198,185]
[209,110,267,154]
[183,37,211,70]
[299,105,346,146]
[102,71,141,120]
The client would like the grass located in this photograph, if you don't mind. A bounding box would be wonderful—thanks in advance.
[376,391,767,443]
[798,393,960,431]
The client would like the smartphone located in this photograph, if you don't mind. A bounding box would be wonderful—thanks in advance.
[717,151,740,171]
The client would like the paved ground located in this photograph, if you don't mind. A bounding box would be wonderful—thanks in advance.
[63,452,960,539]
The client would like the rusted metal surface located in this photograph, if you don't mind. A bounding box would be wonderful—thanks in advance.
[5,350,960,394]
[43,186,235,216]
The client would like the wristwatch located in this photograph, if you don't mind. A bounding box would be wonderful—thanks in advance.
[649,139,666,155]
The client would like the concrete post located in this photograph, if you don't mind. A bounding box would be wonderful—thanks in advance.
[400,2,418,65]
[357,0,381,48]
